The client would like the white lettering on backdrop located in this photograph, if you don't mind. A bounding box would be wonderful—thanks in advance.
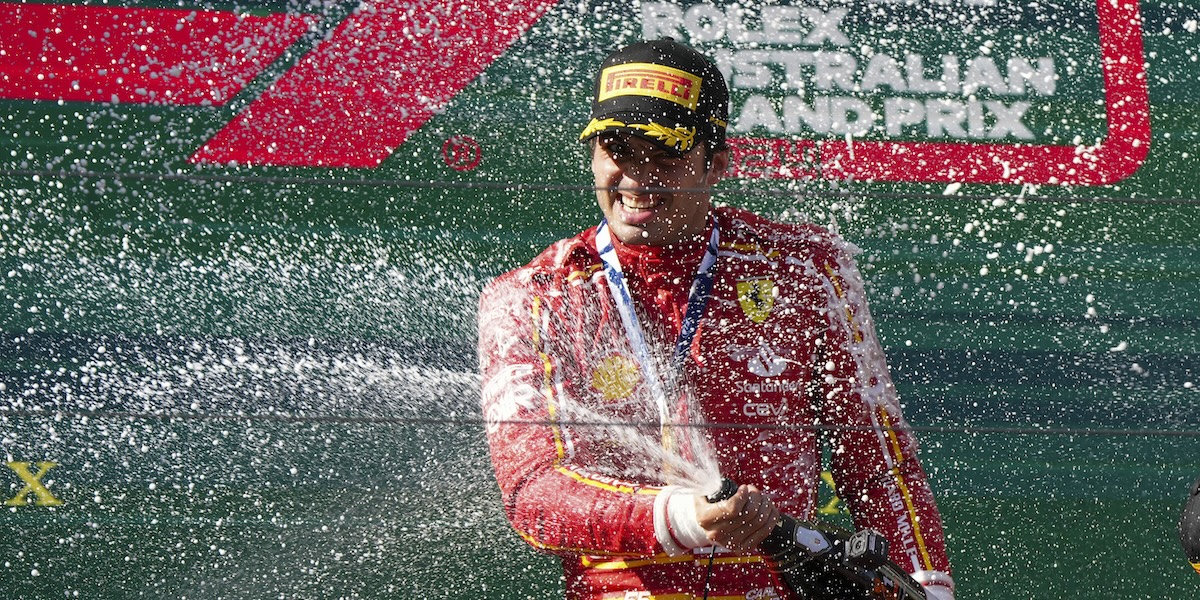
[642,2,1055,141]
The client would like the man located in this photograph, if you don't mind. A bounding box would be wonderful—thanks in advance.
[478,39,955,600]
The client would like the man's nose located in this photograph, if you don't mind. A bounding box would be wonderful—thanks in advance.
[620,156,660,186]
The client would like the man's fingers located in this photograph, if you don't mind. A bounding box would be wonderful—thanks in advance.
[734,492,778,549]
[743,504,780,548]
[700,484,780,551]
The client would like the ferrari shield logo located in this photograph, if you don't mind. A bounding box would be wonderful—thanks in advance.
[737,279,775,323]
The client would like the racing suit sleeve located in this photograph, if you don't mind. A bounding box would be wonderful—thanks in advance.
[812,239,956,599]
[478,270,687,558]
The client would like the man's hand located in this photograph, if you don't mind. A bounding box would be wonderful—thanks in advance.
[693,483,780,552]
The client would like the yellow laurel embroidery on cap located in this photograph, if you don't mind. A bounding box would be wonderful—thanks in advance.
[580,117,626,141]
[628,122,696,152]
[598,62,702,110]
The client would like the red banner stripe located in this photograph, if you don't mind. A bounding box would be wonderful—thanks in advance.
[0,3,316,105]
[739,0,1150,186]
[190,0,560,168]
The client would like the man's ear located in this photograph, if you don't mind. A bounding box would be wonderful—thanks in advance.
[706,148,730,185]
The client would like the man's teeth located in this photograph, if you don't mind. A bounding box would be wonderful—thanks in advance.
[621,198,658,209]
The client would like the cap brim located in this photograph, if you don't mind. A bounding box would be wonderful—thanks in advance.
[579,115,698,154]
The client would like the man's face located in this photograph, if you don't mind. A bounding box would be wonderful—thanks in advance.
[592,133,728,246]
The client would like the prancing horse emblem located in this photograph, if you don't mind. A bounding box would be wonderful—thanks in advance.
[737,278,775,323]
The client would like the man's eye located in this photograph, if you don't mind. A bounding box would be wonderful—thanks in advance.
[605,142,631,157]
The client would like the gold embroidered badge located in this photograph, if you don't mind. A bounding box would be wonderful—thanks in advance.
[591,354,641,400]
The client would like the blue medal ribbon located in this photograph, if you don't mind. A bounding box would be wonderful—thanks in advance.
[595,217,720,431]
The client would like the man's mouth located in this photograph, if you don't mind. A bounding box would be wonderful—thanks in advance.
[619,196,663,211]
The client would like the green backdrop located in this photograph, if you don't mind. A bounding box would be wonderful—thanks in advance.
[1,0,1197,597]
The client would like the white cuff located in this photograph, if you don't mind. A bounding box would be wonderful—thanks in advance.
[912,570,955,600]
[922,585,954,600]
[653,487,711,556]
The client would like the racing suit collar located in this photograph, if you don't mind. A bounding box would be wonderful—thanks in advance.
[609,213,714,276]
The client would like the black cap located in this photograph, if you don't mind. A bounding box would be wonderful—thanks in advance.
[580,39,729,155]
[1183,477,1200,575]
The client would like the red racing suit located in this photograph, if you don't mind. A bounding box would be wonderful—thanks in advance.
[478,206,954,600]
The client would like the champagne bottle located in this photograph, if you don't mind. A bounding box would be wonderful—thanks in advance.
[705,478,925,600]
[1182,477,1200,575]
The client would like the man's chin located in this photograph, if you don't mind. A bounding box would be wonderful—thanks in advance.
[615,201,663,227]
[603,219,662,245]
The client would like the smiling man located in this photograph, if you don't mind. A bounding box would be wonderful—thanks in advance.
[478,39,955,600]
[589,131,722,246]
[579,39,730,248]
